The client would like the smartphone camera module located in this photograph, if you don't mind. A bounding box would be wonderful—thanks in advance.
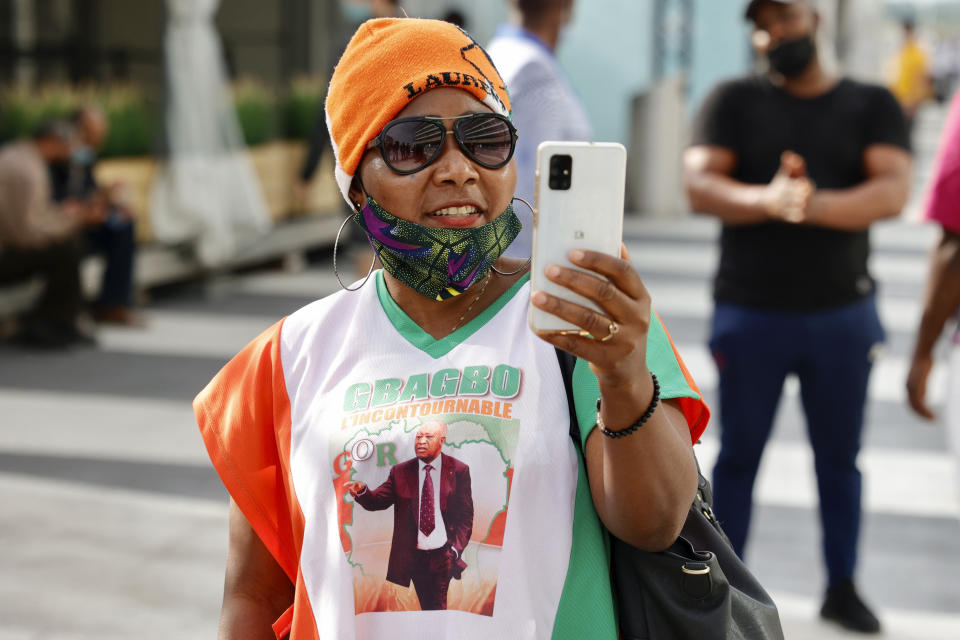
[548,154,572,190]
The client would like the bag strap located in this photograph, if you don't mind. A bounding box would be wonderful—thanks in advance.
[555,347,583,454]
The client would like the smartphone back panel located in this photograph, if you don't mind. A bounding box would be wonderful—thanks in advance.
[529,141,626,333]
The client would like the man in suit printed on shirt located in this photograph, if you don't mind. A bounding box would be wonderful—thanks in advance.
[347,420,473,610]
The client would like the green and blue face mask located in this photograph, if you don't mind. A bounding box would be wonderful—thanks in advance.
[353,198,521,301]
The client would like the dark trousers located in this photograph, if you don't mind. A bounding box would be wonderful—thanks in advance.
[0,237,83,330]
[709,296,884,587]
[85,215,135,306]
[410,546,453,610]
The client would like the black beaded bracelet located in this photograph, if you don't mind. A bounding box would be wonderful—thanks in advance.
[596,372,660,439]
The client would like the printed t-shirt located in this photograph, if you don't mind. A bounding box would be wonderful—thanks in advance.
[195,271,708,640]
[691,76,910,311]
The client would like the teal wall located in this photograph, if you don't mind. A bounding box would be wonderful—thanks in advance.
[557,0,750,144]
[558,0,655,144]
[688,0,751,111]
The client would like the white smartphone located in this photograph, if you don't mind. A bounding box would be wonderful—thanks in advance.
[529,141,627,333]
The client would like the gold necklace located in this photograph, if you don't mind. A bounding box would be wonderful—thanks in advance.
[449,273,492,333]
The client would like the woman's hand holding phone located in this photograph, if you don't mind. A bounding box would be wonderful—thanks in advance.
[528,141,659,430]
[532,243,652,390]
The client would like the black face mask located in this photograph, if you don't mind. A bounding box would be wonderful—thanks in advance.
[767,35,816,77]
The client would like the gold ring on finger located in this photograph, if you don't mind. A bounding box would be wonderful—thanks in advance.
[556,329,592,338]
[599,321,620,343]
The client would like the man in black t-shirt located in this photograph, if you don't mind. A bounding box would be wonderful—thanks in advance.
[683,0,911,634]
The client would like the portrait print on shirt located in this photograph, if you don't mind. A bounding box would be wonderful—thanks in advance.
[331,363,522,616]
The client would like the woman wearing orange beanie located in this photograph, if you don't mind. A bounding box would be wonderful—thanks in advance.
[196,18,708,639]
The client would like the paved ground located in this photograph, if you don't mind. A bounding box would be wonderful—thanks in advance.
[2,107,958,639]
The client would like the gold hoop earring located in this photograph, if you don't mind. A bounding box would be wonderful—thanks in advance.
[333,215,376,292]
[491,197,533,276]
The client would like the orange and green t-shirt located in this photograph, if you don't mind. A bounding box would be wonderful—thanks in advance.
[195,271,709,639]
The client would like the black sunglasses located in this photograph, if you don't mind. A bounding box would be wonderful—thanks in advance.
[366,113,518,175]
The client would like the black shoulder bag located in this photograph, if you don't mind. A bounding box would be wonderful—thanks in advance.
[555,349,785,640]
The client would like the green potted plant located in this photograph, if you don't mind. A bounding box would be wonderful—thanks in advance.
[233,77,275,147]
[283,74,325,141]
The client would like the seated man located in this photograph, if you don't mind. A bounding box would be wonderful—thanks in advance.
[0,122,92,348]
[46,106,141,326]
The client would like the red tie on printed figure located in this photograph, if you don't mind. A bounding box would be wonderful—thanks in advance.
[420,465,435,535]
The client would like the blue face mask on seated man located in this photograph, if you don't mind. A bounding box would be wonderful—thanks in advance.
[71,145,95,166]
[353,197,522,301]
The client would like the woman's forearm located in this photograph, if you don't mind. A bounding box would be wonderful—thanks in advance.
[219,500,294,639]
[219,592,286,640]
[586,379,697,551]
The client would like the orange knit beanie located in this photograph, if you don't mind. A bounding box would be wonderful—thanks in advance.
[325,18,512,204]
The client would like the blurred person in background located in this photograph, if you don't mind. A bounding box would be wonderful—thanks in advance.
[48,106,141,326]
[906,88,960,504]
[369,0,400,20]
[298,0,403,197]
[440,8,467,29]
[487,0,591,260]
[684,0,911,633]
[297,0,403,278]
[889,20,932,133]
[0,121,93,348]
[338,0,402,33]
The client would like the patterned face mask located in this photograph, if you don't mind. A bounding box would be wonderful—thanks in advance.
[353,197,522,300]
